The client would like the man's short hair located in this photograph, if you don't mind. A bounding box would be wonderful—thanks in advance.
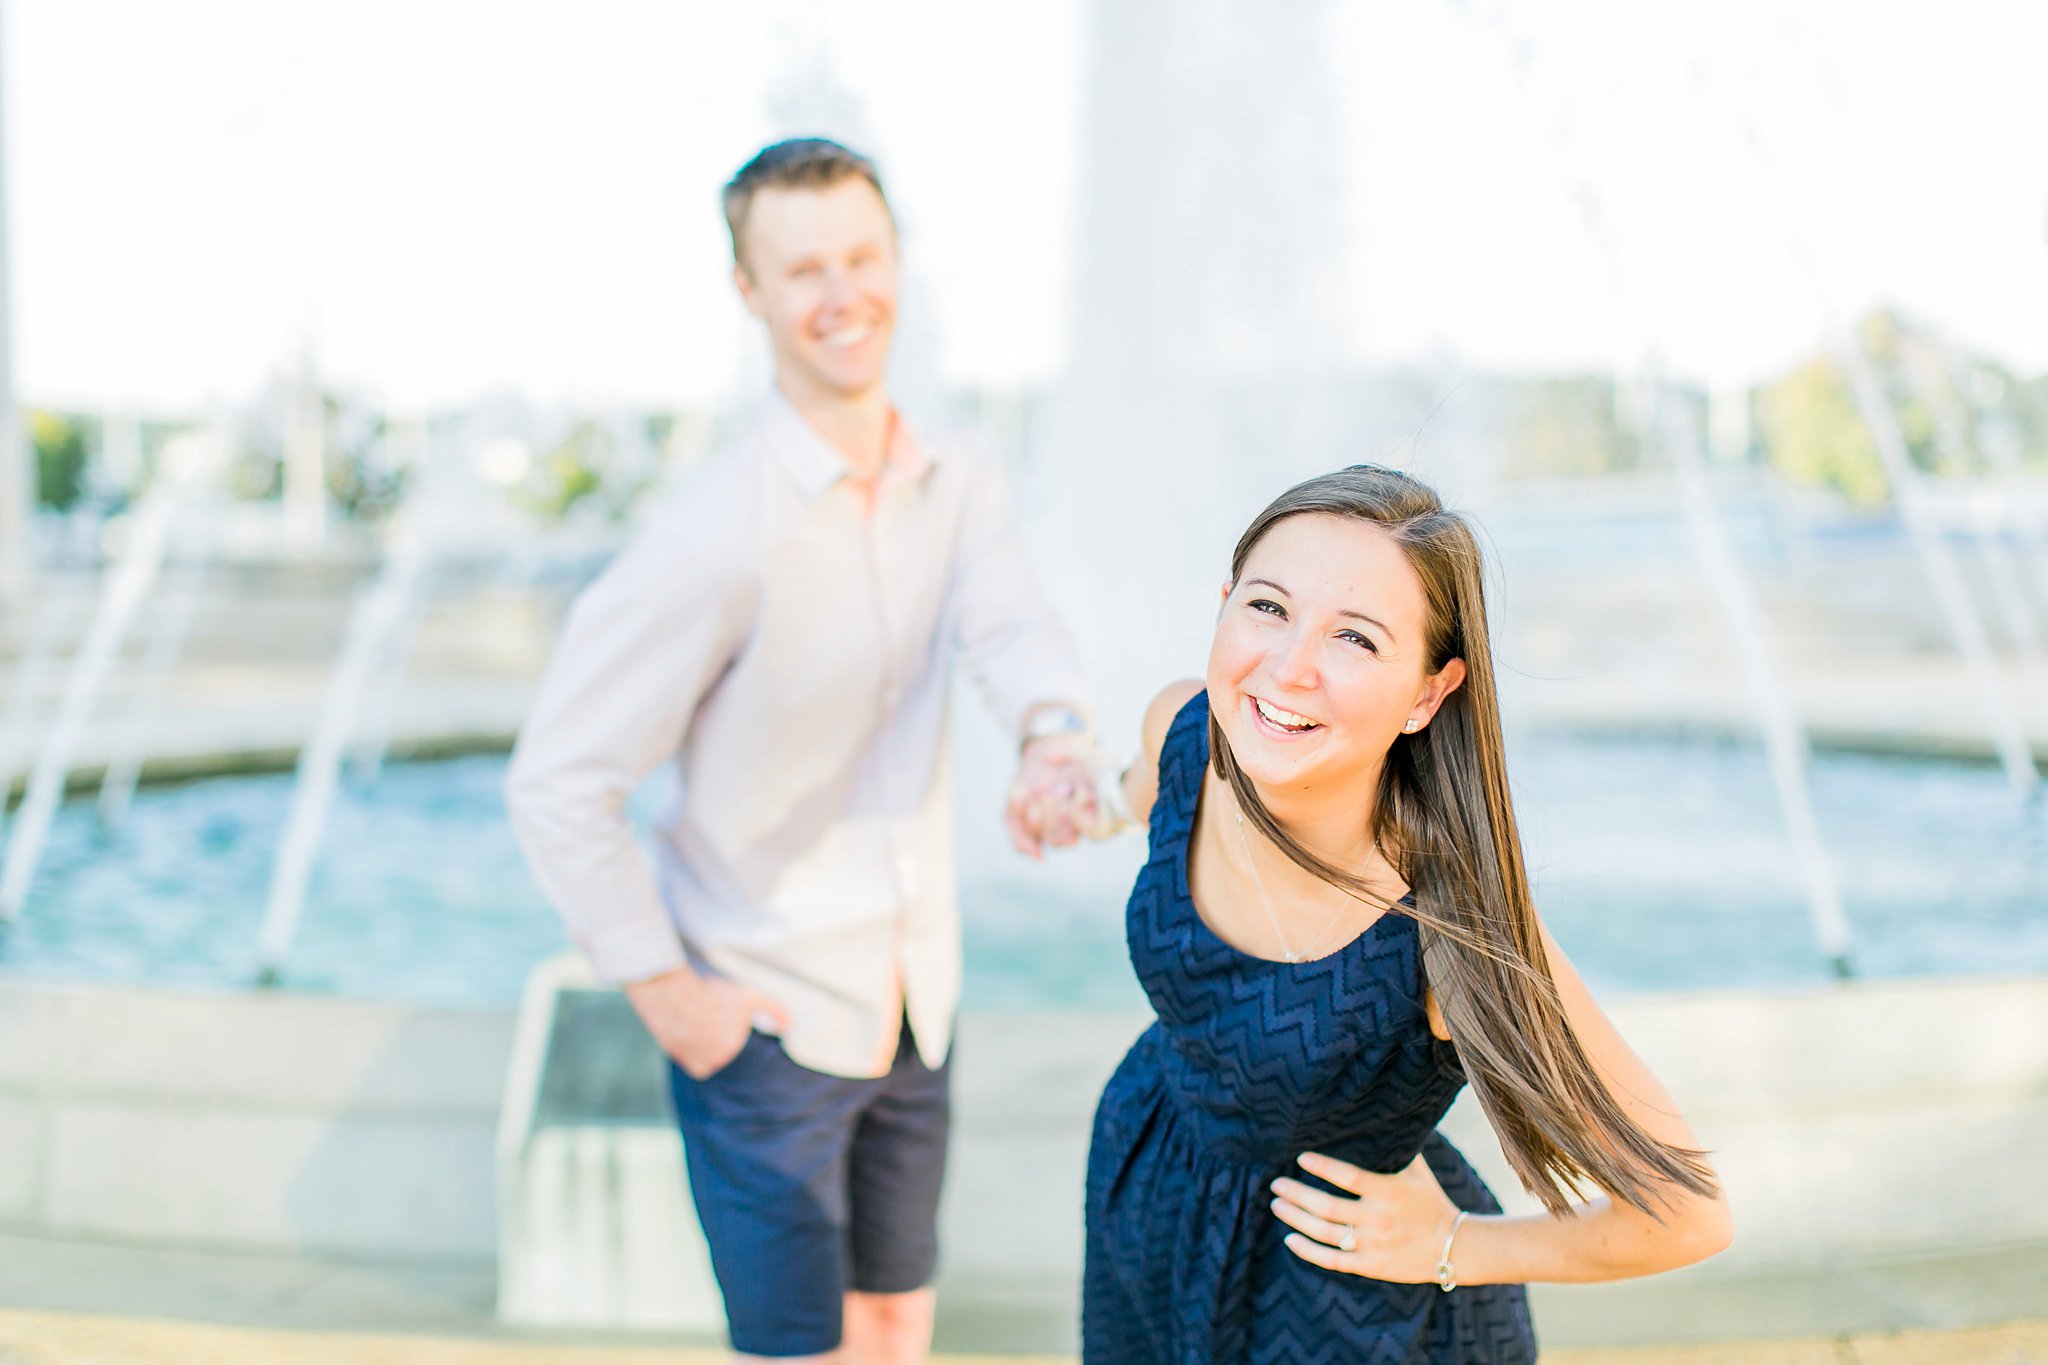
[722,138,891,268]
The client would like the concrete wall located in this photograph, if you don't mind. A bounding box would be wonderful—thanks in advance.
[2,971,2043,1289]
[0,979,510,1265]
[958,975,2048,1298]
[1437,973,2048,1265]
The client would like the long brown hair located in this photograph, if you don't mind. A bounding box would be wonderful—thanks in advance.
[1212,465,1717,1217]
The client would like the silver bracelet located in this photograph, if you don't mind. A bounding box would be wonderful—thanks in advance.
[1435,1210,1470,1292]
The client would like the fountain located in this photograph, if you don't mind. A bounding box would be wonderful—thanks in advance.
[253,513,430,985]
[0,435,219,923]
[1833,340,2039,798]
[1909,348,2048,719]
[0,592,63,809]
[1691,58,2042,800]
[94,560,207,831]
[1030,0,1374,739]
[1447,0,1856,976]
[252,418,537,986]
[0,10,2044,1352]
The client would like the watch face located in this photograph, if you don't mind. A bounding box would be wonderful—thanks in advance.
[1028,710,1086,740]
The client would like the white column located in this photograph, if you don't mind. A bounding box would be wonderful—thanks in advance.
[0,5,33,603]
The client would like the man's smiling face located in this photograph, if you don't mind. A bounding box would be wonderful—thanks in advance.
[733,177,899,406]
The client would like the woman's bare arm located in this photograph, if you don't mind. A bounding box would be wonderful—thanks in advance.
[1441,923,1735,1282]
[1118,680,1206,830]
[1281,922,1733,1286]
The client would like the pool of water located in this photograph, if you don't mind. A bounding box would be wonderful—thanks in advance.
[2,734,2044,1009]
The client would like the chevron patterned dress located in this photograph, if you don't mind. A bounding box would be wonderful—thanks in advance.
[1082,692,1537,1363]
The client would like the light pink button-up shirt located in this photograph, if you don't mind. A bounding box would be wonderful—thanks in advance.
[505,393,1088,1078]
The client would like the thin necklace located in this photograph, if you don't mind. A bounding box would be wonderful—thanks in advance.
[1234,807,1353,964]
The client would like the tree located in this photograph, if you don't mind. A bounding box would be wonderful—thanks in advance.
[29,409,88,512]
[1755,354,1887,505]
[1753,308,2046,505]
[1503,375,1645,478]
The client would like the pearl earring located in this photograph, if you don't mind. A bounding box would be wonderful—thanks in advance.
[1403,719,1420,733]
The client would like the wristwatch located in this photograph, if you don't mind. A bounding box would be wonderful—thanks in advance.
[1020,706,1089,751]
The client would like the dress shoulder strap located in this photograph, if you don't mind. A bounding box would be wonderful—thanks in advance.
[1151,689,1212,838]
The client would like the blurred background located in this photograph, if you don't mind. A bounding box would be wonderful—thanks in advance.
[0,1,2045,1360]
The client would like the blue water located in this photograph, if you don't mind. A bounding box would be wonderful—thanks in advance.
[1,736,2043,1009]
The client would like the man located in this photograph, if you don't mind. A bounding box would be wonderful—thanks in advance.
[505,139,1096,1364]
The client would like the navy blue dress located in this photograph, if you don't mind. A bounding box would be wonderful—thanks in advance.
[1083,692,1536,1363]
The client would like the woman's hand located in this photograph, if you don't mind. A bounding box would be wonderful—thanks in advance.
[1270,1151,1461,1283]
[1005,735,1097,858]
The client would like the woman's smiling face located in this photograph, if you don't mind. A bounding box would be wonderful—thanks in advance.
[1207,512,1465,798]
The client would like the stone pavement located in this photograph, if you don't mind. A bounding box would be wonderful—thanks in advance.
[2,1306,2047,1364]
[6,984,2048,1355]
[4,1228,2048,1364]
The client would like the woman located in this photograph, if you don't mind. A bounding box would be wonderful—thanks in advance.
[1081,466,1733,1362]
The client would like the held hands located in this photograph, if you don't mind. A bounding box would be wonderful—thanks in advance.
[1004,734,1103,859]
[1270,1150,1462,1284]
[623,967,792,1081]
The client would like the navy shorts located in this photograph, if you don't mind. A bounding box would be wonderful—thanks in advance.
[667,1018,952,1358]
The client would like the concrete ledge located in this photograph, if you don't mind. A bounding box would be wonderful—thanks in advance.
[0,1096,41,1222]
[1438,974,2048,1269]
[1603,974,2048,1113]
[46,1105,497,1258]
[39,983,512,1114]
[0,971,2044,1347]
[0,979,512,1261]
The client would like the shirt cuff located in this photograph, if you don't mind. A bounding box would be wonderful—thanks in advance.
[579,914,690,985]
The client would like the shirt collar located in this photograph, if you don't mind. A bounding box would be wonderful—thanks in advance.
[759,389,934,501]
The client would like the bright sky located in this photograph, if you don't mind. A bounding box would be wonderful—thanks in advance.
[9,0,2046,410]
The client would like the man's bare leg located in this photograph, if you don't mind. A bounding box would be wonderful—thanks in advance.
[841,1287,936,1365]
[728,1289,932,1365]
